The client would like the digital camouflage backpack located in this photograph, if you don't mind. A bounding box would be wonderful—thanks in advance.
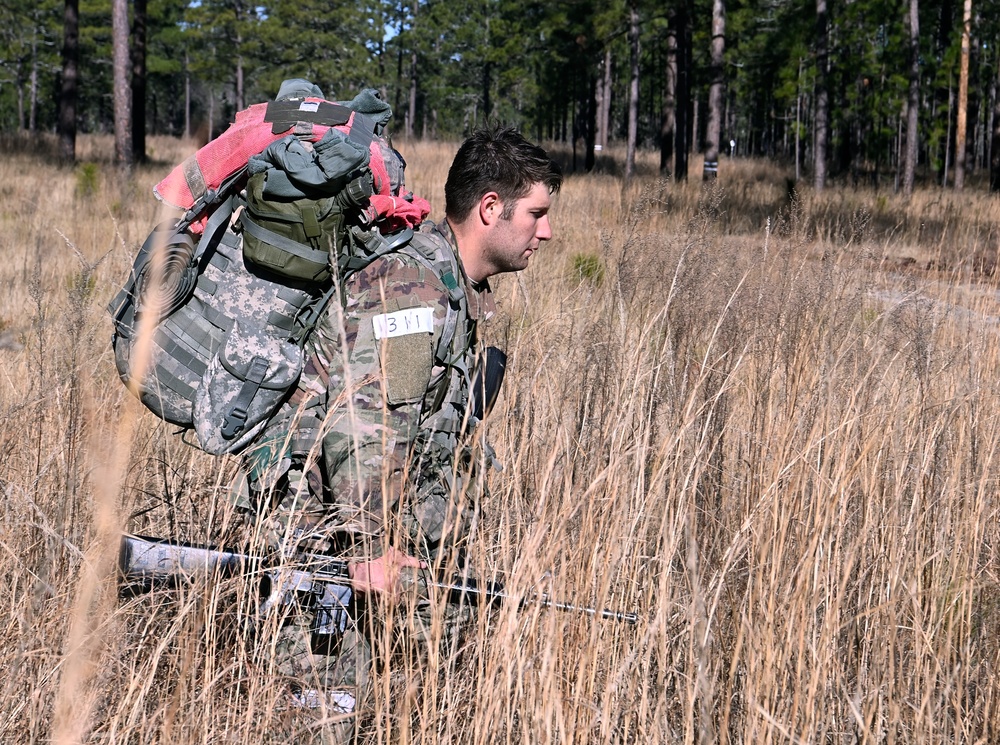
[108,80,430,455]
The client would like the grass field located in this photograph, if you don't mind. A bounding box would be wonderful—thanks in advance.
[2,131,1000,743]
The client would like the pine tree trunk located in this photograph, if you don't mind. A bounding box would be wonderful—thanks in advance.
[595,49,611,152]
[16,82,24,132]
[691,94,699,152]
[407,0,417,138]
[675,0,691,181]
[943,77,953,186]
[585,73,597,171]
[235,51,245,112]
[112,0,132,168]
[184,51,191,139]
[902,0,920,195]
[795,57,803,181]
[703,0,726,181]
[814,0,829,191]
[408,50,417,137]
[58,0,78,163]
[600,49,612,148]
[661,14,678,175]
[232,1,246,112]
[29,17,38,133]
[954,0,972,190]
[131,0,147,163]
[624,0,640,180]
[991,55,1000,191]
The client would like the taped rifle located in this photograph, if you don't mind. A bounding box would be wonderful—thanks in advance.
[118,534,639,637]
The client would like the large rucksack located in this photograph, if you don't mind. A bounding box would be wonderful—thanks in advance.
[107,82,435,455]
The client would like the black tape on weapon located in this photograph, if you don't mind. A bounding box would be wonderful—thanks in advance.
[472,346,507,421]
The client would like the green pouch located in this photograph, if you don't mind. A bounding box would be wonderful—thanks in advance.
[240,171,343,283]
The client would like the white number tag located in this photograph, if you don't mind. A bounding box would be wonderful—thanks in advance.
[372,307,435,340]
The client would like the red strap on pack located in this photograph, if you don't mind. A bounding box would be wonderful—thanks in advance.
[367,194,431,232]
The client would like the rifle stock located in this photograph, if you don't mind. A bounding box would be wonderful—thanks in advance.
[118,534,638,626]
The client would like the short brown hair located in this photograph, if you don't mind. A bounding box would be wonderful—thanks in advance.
[445,124,562,224]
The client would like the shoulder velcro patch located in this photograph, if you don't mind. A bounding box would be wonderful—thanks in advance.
[375,304,434,405]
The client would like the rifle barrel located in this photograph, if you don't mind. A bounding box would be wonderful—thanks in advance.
[119,535,640,625]
[429,577,638,625]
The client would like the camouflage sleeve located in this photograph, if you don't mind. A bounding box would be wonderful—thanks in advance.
[309,253,452,540]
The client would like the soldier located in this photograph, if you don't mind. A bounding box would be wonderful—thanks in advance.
[240,123,562,742]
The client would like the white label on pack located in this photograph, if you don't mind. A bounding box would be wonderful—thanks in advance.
[372,307,435,339]
[298,101,320,113]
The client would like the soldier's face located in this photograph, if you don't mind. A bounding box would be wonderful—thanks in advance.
[483,181,553,276]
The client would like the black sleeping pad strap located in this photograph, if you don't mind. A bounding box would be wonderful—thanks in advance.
[265,101,353,134]
[264,101,376,154]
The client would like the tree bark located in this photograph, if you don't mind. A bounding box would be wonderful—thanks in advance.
[624,0,640,180]
[691,94,699,153]
[408,49,417,136]
[991,54,1000,191]
[28,20,38,132]
[661,13,678,175]
[407,0,417,137]
[585,72,597,171]
[601,48,612,148]
[184,50,191,139]
[814,0,829,191]
[235,50,245,112]
[131,0,147,163]
[112,0,132,168]
[954,0,972,190]
[483,11,492,121]
[675,0,691,181]
[233,1,246,112]
[795,57,803,181]
[703,0,726,181]
[595,48,611,152]
[58,0,79,163]
[902,0,920,195]
[943,76,953,186]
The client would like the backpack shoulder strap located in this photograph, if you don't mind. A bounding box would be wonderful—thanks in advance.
[395,225,468,366]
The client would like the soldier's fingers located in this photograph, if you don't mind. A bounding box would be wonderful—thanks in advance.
[384,545,426,569]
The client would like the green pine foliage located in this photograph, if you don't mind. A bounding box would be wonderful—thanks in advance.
[0,0,62,132]
[1,0,998,188]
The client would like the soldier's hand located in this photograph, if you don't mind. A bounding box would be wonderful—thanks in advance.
[348,545,426,597]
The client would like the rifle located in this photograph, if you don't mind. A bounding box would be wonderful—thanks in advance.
[471,346,507,421]
[118,534,639,641]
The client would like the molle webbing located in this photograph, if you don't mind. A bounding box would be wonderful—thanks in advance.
[114,205,323,428]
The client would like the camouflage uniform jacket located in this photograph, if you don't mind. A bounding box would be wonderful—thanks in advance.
[245,219,495,557]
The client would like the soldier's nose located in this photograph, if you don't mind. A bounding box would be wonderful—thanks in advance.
[536,216,552,241]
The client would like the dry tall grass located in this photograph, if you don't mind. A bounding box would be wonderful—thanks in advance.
[2,133,1000,743]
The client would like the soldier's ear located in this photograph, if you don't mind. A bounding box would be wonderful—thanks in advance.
[479,192,501,226]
